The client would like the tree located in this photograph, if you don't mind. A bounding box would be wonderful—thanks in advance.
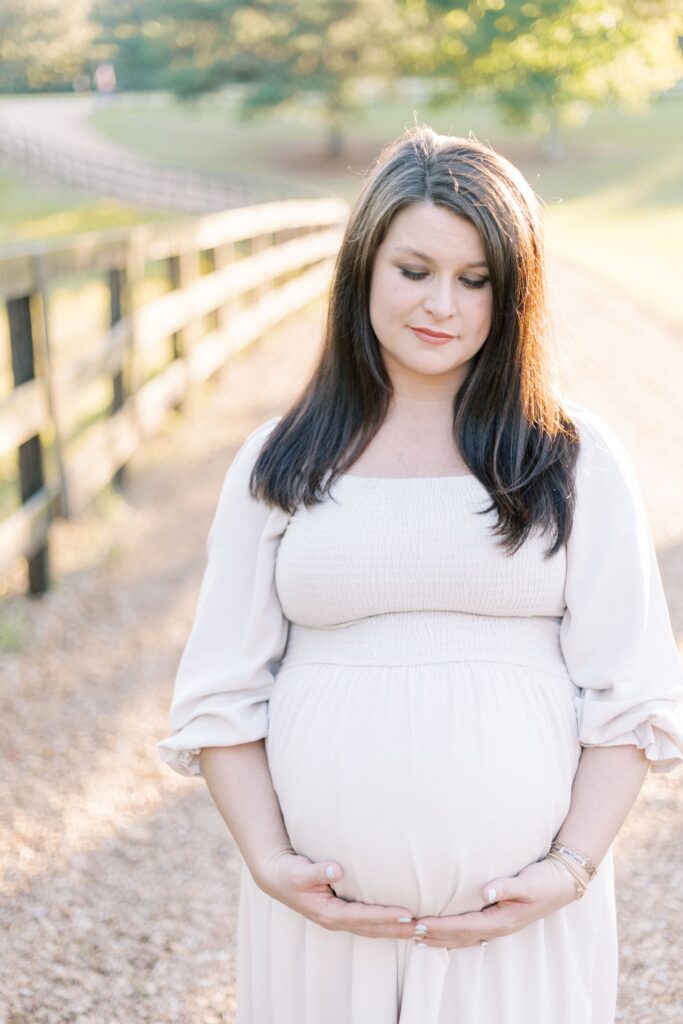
[216,0,416,155]
[91,0,200,93]
[91,0,683,160]
[412,0,683,159]
[91,0,430,156]
[0,0,93,92]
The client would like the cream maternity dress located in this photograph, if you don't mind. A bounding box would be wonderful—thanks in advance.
[158,402,683,1024]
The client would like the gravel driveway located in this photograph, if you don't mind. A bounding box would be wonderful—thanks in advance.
[1,258,681,1023]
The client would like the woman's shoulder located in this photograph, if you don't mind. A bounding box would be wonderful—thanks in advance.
[211,417,284,507]
[230,415,283,469]
[562,400,643,512]
[243,414,283,448]
[564,399,633,469]
[209,416,288,539]
[563,399,623,449]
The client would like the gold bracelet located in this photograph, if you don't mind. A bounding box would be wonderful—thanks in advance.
[546,852,587,900]
[550,841,597,881]
[547,852,586,900]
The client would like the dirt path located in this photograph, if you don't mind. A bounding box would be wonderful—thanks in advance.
[0,259,681,1023]
[0,95,146,166]
[0,94,260,212]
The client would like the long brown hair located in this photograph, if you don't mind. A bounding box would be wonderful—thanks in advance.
[251,124,579,557]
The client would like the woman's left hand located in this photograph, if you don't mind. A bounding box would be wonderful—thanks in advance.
[412,857,581,949]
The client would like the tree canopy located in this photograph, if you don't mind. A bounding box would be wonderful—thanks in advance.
[415,0,683,154]
[92,0,429,152]
[0,0,93,91]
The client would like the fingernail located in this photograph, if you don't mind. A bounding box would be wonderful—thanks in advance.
[486,887,497,902]
[398,916,412,923]
[325,866,336,880]
[414,924,428,934]
[415,941,427,948]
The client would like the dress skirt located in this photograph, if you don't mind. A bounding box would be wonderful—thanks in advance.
[236,611,619,1024]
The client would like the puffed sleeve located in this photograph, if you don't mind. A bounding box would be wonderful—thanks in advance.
[157,416,291,778]
[559,404,683,774]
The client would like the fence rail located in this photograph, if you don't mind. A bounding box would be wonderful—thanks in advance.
[0,111,329,212]
[0,196,348,593]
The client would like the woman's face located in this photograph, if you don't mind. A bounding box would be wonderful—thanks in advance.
[368,201,493,396]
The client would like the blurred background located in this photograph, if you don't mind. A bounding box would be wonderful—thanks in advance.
[1,2,682,1022]
[1,0,682,312]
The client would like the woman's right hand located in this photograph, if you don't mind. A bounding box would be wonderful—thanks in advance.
[255,849,417,939]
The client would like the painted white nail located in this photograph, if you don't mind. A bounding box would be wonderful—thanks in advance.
[486,887,497,902]
[398,916,411,923]
[325,866,336,880]
[414,924,428,933]
[416,941,427,948]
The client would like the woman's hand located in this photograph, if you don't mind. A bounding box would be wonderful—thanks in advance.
[412,857,583,949]
[256,850,418,940]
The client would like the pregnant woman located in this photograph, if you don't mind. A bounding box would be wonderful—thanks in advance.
[157,125,683,1023]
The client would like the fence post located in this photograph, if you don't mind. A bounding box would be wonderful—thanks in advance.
[109,265,128,493]
[168,250,201,407]
[249,233,271,302]
[209,241,236,331]
[7,294,49,594]
[32,253,70,520]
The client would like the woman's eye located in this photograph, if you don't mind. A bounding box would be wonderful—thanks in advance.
[398,267,490,288]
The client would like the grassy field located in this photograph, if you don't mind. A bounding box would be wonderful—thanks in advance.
[89,87,683,330]
[0,171,170,247]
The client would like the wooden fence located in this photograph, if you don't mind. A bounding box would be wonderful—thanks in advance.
[0,196,348,594]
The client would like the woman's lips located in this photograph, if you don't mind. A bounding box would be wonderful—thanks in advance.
[409,326,456,345]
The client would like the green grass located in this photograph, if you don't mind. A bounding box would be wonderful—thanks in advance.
[0,171,171,246]
[0,610,27,651]
[520,95,683,328]
[89,87,683,328]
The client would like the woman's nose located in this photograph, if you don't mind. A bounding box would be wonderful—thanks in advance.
[422,279,455,320]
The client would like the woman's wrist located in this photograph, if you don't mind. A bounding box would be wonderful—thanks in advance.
[549,839,597,884]
[250,843,298,893]
[198,742,297,894]
[550,744,649,886]
[544,851,588,899]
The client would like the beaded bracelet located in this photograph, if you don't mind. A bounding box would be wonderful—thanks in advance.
[549,841,598,881]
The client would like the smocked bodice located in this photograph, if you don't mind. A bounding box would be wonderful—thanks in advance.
[275,475,567,628]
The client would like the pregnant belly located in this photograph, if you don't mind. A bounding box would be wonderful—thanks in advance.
[266,661,581,919]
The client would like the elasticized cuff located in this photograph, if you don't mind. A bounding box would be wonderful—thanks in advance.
[574,695,683,774]
[157,743,203,778]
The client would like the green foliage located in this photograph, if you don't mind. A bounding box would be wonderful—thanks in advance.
[90,0,431,150]
[0,0,93,91]
[92,0,258,94]
[90,0,179,91]
[89,0,683,155]
[415,0,683,139]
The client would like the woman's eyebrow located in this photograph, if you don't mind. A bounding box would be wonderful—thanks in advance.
[393,246,488,268]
